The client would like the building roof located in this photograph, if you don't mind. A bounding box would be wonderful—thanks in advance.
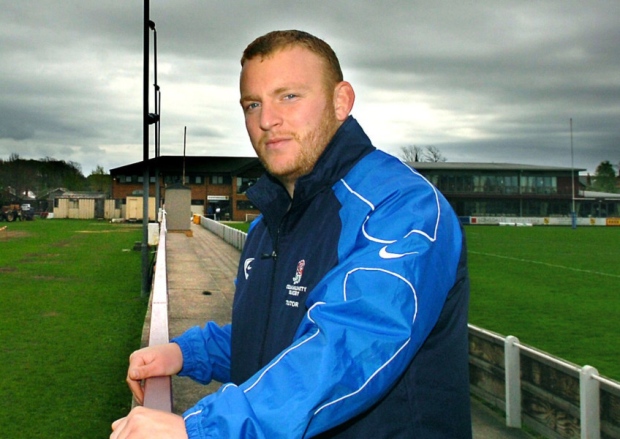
[582,190,620,200]
[110,156,262,175]
[408,162,586,172]
[57,191,107,199]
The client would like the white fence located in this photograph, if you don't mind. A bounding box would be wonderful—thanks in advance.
[199,216,247,251]
[469,325,620,439]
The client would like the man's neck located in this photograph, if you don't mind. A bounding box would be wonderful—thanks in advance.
[283,180,295,199]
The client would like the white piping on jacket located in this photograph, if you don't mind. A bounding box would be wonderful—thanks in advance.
[340,160,441,245]
[313,267,418,415]
[243,303,325,394]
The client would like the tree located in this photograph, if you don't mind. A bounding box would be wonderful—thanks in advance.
[424,145,447,163]
[592,160,617,193]
[0,154,88,197]
[399,145,447,163]
[399,145,424,162]
[87,165,111,194]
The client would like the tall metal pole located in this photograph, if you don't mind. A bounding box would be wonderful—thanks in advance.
[570,118,576,229]
[183,126,187,184]
[153,22,161,216]
[141,0,151,297]
[155,88,161,215]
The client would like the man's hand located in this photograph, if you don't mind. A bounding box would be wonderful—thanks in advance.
[126,343,184,405]
[110,407,188,439]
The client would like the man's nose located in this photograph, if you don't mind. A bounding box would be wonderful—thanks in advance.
[259,102,283,131]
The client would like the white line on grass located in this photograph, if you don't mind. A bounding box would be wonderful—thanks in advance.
[469,251,620,279]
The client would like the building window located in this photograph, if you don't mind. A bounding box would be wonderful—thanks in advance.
[521,176,557,194]
[504,176,519,194]
[183,175,204,185]
[191,199,205,206]
[237,177,259,194]
[236,200,256,210]
[164,175,182,185]
[210,175,231,185]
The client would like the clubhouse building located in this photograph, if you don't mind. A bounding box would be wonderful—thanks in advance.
[411,162,619,219]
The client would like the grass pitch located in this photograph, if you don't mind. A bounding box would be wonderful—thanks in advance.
[466,225,619,380]
[0,220,147,438]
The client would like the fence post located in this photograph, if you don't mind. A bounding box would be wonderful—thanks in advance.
[505,335,522,428]
[580,365,600,439]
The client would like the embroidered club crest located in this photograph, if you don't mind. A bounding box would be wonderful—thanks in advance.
[292,259,306,285]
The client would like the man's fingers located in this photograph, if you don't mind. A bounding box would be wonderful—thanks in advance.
[128,364,146,381]
[124,344,184,406]
[110,416,127,439]
[126,374,145,405]
[111,417,125,431]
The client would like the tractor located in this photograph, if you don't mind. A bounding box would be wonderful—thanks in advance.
[0,204,27,222]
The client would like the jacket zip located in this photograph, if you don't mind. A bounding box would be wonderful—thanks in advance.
[258,222,281,366]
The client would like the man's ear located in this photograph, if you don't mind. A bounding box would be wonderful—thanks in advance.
[333,81,355,121]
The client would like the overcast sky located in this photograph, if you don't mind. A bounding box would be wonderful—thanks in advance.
[1,1,618,176]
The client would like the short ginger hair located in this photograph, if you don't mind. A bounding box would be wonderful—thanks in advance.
[241,30,344,89]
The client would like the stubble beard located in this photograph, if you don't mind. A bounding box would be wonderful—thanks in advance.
[258,105,339,189]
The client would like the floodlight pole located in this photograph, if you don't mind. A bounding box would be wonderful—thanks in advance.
[570,118,576,229]
[153,21,161,217]
[141,0,151,297]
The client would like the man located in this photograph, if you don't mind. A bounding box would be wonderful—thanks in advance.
[111,30,471,438]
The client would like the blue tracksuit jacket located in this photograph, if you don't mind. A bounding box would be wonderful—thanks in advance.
[174,116,472,438]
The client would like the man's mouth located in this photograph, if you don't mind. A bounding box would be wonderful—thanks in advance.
[263,136,293,150]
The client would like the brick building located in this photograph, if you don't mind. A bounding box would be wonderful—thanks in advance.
[110,156,264,221]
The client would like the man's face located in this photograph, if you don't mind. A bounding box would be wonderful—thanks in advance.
[240,46,341,192]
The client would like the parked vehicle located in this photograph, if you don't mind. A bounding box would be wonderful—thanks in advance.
[0,204,33,221]
[20,204,34,220]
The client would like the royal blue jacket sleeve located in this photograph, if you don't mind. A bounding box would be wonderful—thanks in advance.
[178,163,463,438]
[172,322,232,385]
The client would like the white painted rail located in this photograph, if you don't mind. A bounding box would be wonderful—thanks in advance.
[142,212,172,412]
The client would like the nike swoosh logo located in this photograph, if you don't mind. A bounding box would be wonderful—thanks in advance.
[244,258,255,279]
[379,246,418,259]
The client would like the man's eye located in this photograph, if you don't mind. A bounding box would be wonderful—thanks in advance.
[284,94,297,100]
[245,102,259,111]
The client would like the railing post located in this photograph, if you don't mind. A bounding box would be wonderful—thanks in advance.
[580,365,600,439]
[505,335,522,428]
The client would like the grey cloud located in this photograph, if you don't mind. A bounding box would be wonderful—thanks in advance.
[0,0,618,175]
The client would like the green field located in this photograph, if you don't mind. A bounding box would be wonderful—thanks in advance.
[0,220,147,438]
[465,225,619,380]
